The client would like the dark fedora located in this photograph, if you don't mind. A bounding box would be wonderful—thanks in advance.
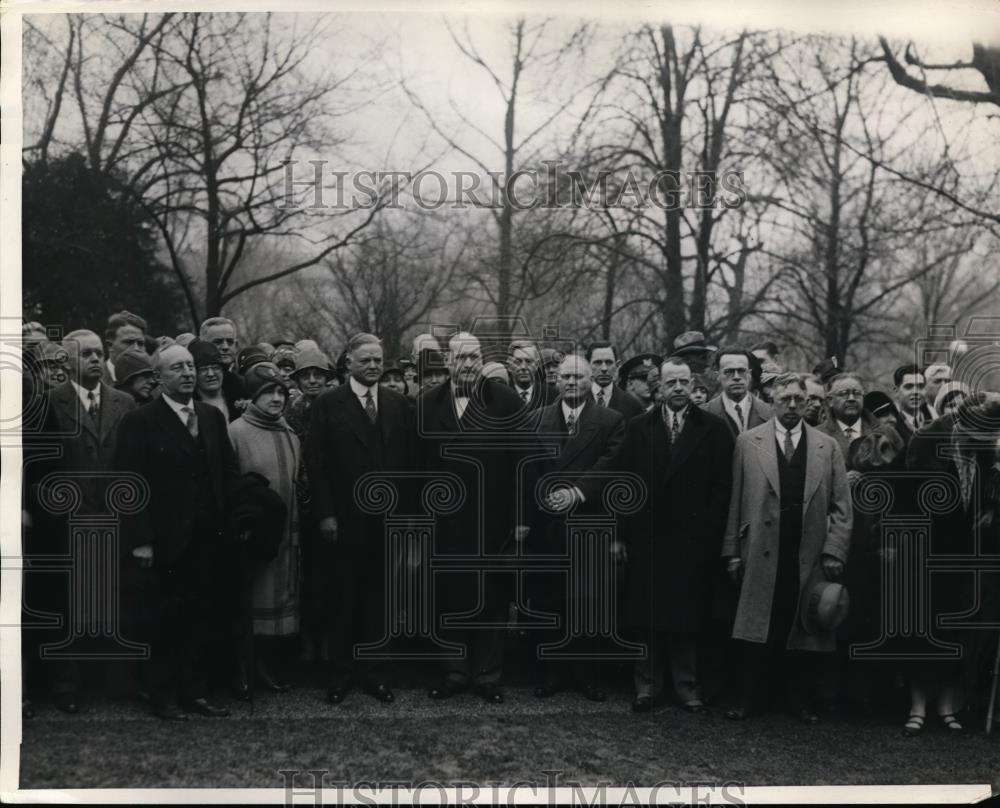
[672,331,718,356]
[801,580,850,635]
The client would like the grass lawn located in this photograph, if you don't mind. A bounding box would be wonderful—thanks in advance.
[17,682,1000,790]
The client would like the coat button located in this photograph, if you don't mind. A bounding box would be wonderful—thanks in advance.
[764,520,772,527]
[763,550,770,557]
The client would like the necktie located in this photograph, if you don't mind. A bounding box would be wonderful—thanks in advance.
[181,406,198,439]
[783,429,795,460]
[597,390,606,407]
[734,402,744,432]
[520,390,529,403]
[844,426,855,441]
[87,391,98,420]
[671,411,681,444]
[566,412,576,435]
[364,390,377,423]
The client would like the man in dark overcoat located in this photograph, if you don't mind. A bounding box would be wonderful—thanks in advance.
[416,331,531,703]
[306,332,416,705]
[115,343,236,721]
[526,354,625,701]
[616,356,734,712]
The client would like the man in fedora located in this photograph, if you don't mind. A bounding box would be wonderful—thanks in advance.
[722,372,852,723]
[671,331,717,375]
[701,347,773,438]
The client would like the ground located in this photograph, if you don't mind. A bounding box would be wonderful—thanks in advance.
[15,666,1000,791]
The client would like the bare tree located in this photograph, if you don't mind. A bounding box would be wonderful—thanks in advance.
[23,12,391,326]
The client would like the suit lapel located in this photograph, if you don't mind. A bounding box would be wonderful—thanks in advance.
[752,420,780,496]
[341,387,370,450]
[558,400,599,468]
[97,383,121,442]
[55,382,99,440]
[156,396,197,455]
[803,425,825,505]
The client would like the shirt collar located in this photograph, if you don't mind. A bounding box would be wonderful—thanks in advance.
[592,382,612,397]
[562,398,586,420]
[774,419,803,439]
[349,376,377,399]
[70,380,99,403]
[161,393,192,414]
[836,418,860,434]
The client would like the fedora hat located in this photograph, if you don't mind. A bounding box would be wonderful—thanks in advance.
[672,331,718,356]
[801,580,849,635]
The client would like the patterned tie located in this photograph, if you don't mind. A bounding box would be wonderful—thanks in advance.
[364,390,377,423]
[844,426,855,441]
[181,405,198,439]
[596,389,606,408]
[566,412,577,435]
[520,390,529,404]
[671,411,681,444]
[734,402,744,432]
[783,429,795,460]
[87,390,98,421]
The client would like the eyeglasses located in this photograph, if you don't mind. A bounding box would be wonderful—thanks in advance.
[831,388,864,399]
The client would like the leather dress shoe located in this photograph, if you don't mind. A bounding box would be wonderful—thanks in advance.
[428,679,463,700]
[257,668,291,693]
[474,683,504,704]
[682,700,709,714]
[152,703,189,722]
[326,686,350,704]
[580,681,607,702]
[533,680,558,698]
[184,697,230,717]
[364,683,395,703]
[54,693,80,714]
[632,694,655,713]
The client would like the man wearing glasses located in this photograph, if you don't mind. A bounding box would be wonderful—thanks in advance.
[818,372,880,462]
[722,372,852,724]
[702,347,772,437]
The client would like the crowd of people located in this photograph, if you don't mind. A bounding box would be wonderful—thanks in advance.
[18,311,1000,738]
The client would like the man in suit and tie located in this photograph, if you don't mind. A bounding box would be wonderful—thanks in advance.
[101,311,147,385]
[115,344,236,721]
[818,372,881,463]
[892,364,932,443]
[416,331,531,703]
[306,332,416,705]
[615,357,735,713]
[527,354,625,701]
[35,329,137,712]
[507,339,559,411]
[722,373,852,723]
[702,347,773,437]
[585,342,644,423]
[199,317,245,416]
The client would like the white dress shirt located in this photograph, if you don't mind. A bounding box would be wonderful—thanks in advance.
[161,392,196,428]
[70,380,100,412]
[591,383,613,405]
[561,399,586,427]
[722,393,752,431]
[516,384,534,404]
[836,418,862,440]
[774,419,803,453]
[349,376,378,415]
[105,358,117,383]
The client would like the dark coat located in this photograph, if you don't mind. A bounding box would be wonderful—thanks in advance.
[114,396,238,567]
[702,393,772,438]
[527,397,625,530]
[513,379,559,412]
[41,380,136,512]
[818,409,881,466]
[221,370,246,423]
[616,405,735,632]
[416,377,531,555]
[305,381,416,545]
[603,385,644,423]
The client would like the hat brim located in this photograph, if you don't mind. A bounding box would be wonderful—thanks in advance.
[672,344,718,356]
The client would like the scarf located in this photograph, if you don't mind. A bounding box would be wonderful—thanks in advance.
[242,400,291,432]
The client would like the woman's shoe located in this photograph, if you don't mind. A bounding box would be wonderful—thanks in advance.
[902,714,925,736]
[940,713,964,734]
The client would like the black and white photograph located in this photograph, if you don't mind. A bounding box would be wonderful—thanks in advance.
[3,0,1000,802]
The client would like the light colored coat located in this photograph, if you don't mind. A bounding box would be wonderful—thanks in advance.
[721,419,852,652]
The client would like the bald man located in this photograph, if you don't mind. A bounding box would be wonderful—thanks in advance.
[33,330,136,713]
[526,355,625,701]
[115,344,238,721]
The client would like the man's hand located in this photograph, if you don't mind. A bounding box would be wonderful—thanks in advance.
[726,556,743,585]
[319,516,338,544]
[544,486,583,513]
[822,554,845,581]
[512,525,531,543]
[132,544,154,569]
[610,541,627,564]
[846,469,862,488]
